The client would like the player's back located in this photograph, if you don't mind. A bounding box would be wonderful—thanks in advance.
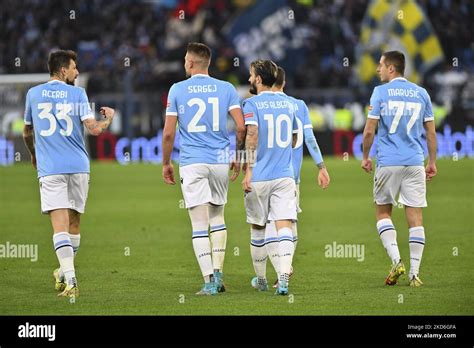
[243,91,296,182]
[370,77,433,167]
[280,94,309,184]
[25,80,91,177]
[167,74,240,166]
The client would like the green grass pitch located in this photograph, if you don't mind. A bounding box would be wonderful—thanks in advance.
[0,157,472,315]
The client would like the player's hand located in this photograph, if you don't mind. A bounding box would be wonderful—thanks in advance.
[100,107,115,120]
[230,160,241,182]
[31,155,37,169]
[242,171,252,193]
[318,167,330,189]
[425,161,437,181]
[242,162,248,173]
[361,158,373,173]
[162,163,176,185]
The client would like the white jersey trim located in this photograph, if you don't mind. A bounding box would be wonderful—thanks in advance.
[80,114,94,121]
[228,105,241,111]
[368,114,380,120]
[245,121,258,126]
[166,112,178,116]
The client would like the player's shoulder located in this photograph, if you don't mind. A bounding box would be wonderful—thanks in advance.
[242,94,258,106]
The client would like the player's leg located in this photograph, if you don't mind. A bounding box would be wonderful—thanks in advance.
[274,219,294,295]
[209,204,227,292]
[40,174,78,296]
[68,209,81,256]
[189,204,216,295]
[250,223,269,291]
[271,178,298,295]
[373,166,405,285]
[57,210,81,282]
[399,166,427,286]
[208,164,230,292]
[50,208,78,297]
[180,165,216,295]
[264,221,280,287]
[244,181,270,291]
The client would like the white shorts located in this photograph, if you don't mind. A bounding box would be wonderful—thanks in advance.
[373,166,427,207]
[179,164,229,209]
[296,184,302,213]
[39,173,90,214]
[244,177,298,226]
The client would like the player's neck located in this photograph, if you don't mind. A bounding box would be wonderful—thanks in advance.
[257,86,272,94]
[191,70,209,77]
[50,75,66,83]
[388,74,404,82]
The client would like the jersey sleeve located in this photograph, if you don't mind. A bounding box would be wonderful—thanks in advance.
[367,87,381,119]
[79,89,94,121]
[228,84,241,112]
[243,100,258,126]
[24,90,32,125]
[423,89,434,122]
[166,84,178,117]
[301,102,313,130]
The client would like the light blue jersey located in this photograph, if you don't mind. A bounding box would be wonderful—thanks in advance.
[165,74,241,166]
[368,77,434,167]
[24,80,93,178]
[275,92,317,184]
[243,91,298,182]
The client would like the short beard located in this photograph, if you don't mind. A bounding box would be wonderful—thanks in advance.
[249,82,257,95]
[66,78,75,86]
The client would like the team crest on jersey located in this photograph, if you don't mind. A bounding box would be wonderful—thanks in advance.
[166,101,170,108]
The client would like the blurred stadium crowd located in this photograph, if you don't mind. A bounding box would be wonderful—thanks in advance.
[1,0,472,94]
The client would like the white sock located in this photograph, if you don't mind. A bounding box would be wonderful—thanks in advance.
[278,227,294,284]
[189,205,213,281]
[250,227,267,280]
[265,222,280,279]
[209,205,226,272]
[376,218,401,264]
[59,233,80,280]
[409,226,425,278]
[292,221,298,251]
[69,233,81,256]
[53,232,76,286]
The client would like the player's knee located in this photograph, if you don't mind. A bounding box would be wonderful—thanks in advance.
[209,204,225,226]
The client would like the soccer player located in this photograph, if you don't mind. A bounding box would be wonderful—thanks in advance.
[256,66,330,288]
[23,50,115,298]
[361,51,437,287]
[242,59,304,295]
[162,42,246,295]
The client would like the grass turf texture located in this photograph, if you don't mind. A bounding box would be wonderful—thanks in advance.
[0,157,472,315]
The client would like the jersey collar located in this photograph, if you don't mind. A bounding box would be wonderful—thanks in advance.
[47,79,66,84]
[275,91,286,96]
[390,77,407,83]
[260,91,275,95]
[190,74,209,78]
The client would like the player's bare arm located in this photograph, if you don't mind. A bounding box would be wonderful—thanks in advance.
[424,120,437,181]
[162,115,177,185]
[83,107,115,136]
[229,108,246,182]
[242,124,258,192]
[22,124,36,169]
[361,118,378,173]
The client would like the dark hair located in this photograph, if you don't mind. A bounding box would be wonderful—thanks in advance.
[250,59,278,87]
[187,42,211,63]
[382,51,405,75]
[48,50,77,76]
[274,66,286,87]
